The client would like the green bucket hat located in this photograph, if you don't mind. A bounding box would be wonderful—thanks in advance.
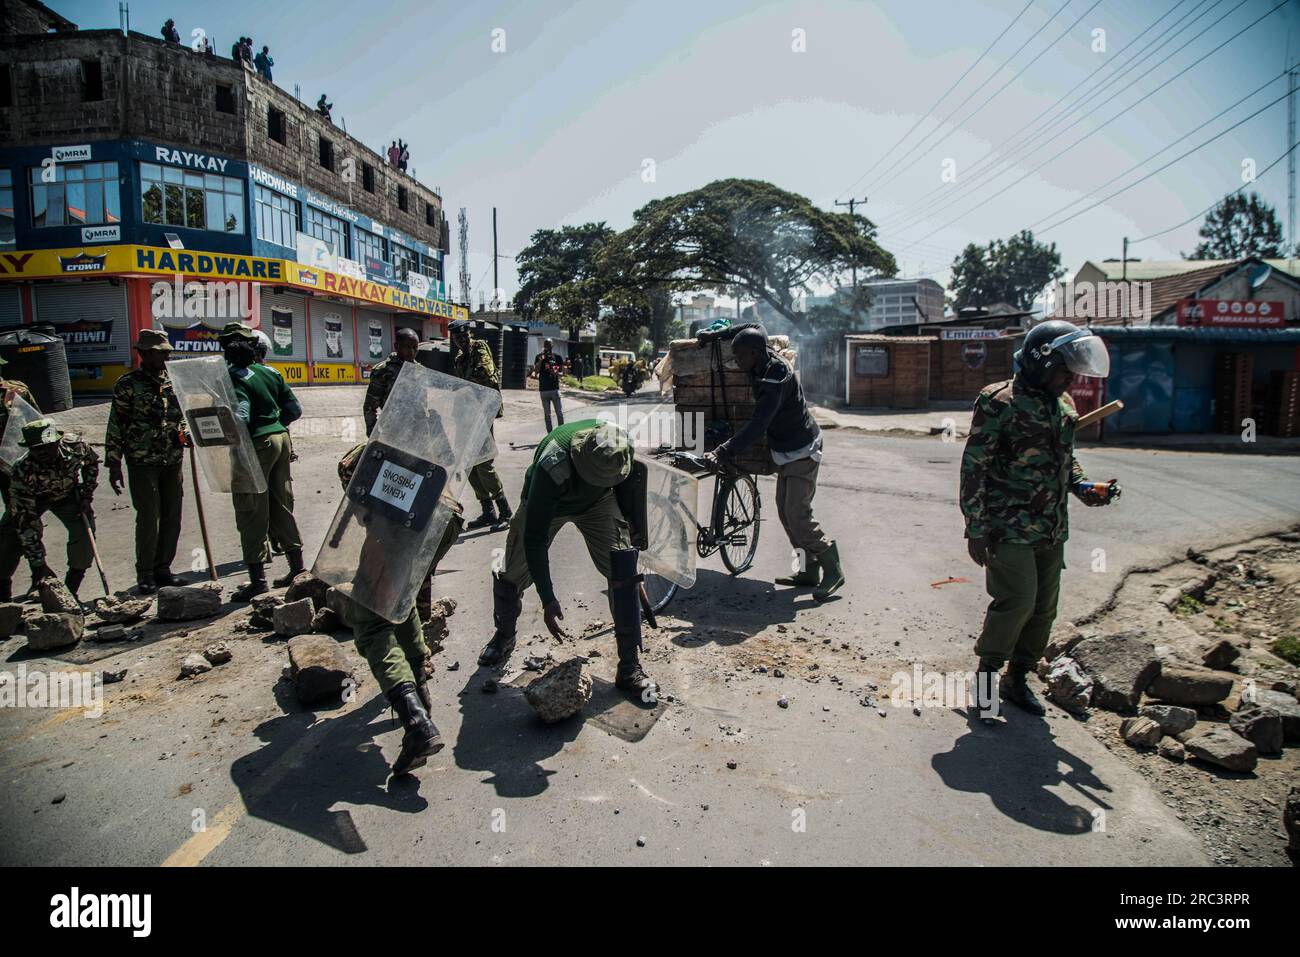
[134,328,174,352]
[570,422,633,488]
[19,418,63,448]
[217,321,257,342]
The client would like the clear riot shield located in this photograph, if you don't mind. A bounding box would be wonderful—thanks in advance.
[638,455,698,588]
[0,394,42,474]
[165,355,267,494]
[312,363,499,622]
[470,427,498,468]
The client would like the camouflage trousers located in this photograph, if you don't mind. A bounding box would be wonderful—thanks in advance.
[974,542,1065,668]
[233,432,302,566]
[352,510,463,694]
[0,495,97,580]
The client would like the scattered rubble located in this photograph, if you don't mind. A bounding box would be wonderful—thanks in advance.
[178,653,212,679]
[523,658,591,723]
[90,593,153,625]
[248,588,288,629]
[157,583,223,621]
[25,613,83,652]
[273,598,314,638]
[1068,632,1160,712]
[1043,656,1092,714]
[1139,704,1197,737]
[202,643,233,666]
[287,633,355,705]
[1181,725,1258,773]
[1147,665,1232,706]
[285,573,330,611]
[39,578,82,616]
[1120,716,1162,748]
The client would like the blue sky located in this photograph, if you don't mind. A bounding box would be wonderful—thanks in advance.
[58,0,1300,302]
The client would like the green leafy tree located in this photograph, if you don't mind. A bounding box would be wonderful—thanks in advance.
[949,230,1064,311]
[513,223,615,336]
[1186,192,1287,260]
[596,179,896,334]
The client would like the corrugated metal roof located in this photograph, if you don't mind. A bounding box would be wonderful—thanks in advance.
[1092,326,1300,342]
[845,334,935,343]
[1082,258,1300,281]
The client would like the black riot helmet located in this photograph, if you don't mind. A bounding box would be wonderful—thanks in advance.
[1014,319,1109,390]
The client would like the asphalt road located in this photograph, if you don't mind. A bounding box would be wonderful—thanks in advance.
[1,384,1298,866]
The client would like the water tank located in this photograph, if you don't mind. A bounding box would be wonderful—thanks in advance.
[473,321,503,373]
[416,343,450,374]
[0,326,74,413]
[501,325,528,389]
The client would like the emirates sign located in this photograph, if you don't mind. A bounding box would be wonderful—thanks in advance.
[1176,298,1285,327]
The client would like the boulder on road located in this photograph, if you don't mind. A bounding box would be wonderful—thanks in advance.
[1183,724,1258,773]
[524,658,592,724]
[1120,716,1162,748]
[38,578,82,616]
[25,613,83,652]
[1069,632,1160,713]
[287,634,355,705]
[202,642,233,666]
[1158,737,1186,762]
[1147,665,1233,706]
[1140,703,1197,737]
[1043,656,1092,714]
[156,583,223,621]
[178,652,212,678]
[1228,706,1283,755]
[285,573,331,611]
[90,593,153,625]
[248,587,288,629]
[311,607,344,633]
[274,598,314,638]
[1251,689,1300,743]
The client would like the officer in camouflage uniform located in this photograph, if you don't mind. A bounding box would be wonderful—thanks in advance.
[449,320,512,530]
[0,359,39,601]
[6,419,100,598]
[362,327,419,436]
[105,329,189,594]
[336,440,464,776]
[960,320,1119,715]
[476,419,655,696]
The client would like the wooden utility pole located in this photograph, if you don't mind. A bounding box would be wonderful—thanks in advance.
[834,195,869,290]
[492,206,500,323]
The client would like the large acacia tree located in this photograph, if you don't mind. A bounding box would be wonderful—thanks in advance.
[513,222,615,336]
[1186,192,1287,260]
[596,179,896,334]
[949,230,1064,311]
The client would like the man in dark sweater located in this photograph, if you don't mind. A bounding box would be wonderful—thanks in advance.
[533,339,566,433]
[220,322,304,600]
[700,323,843,600]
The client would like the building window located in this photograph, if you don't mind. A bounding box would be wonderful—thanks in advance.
[424,202,435,227]
[0,170,14,247]
[396,185,408,212]
[391,242,418,282]
[255,185,299,249]
[319,136,334,171]
[304,205,348,258]
[215,83,235,115]
[362,163,375,193]
[30,161,120,228]
[417,253,442,282]
[140,162,244,233]
[81,59,103,102]
[354,226,385,265]
[268,106,286,144]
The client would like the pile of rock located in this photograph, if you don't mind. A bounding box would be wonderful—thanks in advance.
[23,578,87,652]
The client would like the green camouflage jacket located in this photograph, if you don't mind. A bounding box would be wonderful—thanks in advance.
[363,353,405,436]
[11,437,100,564]
[960,377,1087,546]
[452,339,502,418]
[105,367,185,467]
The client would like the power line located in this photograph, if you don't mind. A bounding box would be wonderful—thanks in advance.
[840,0,1036,197]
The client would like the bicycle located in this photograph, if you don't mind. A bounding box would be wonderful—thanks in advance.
[638,446,761,615]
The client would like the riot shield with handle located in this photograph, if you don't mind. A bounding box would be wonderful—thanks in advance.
[0,394,43,475]
[164,355,267,494]
[635,454,698,589]
[312,363,499,622]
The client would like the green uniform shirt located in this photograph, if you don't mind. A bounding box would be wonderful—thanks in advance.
[104,367,185,467]
[229,363,297,438]
[522,419,613,606]
[452,338,503,417]
[960,377,1087,546]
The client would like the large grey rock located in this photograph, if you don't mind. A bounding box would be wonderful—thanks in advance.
[422,596,457,651]
[1183,725,1258,773]
[524,658,592,723]
[38,578,82,616]
[178,652,212,678]
[1200,639,1240,671]
[1229,706,1283,756]
[1158,737,1186,762]
[248,587,288,629]
[1148,665,1233,706]
[1069,632,1160,713]
[0,602,25,638]
[285,573,331,611]
[274,598,315,638]
[1252,689,1300,742]
[1120,716,1162,748]
[1043,656,1092,714]
[156,583,223,621]
[287,634,355,705]
[310,607,343,633]
[1140,703,1198,736]
[91,593,153,625]
[202,642,232,666]
[25,613,83,651]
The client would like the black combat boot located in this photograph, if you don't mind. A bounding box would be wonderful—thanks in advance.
[415,674,433,713]
[153,568,180,587]
[232,565,268,602]
[971,656,1001,717]
[272,549,305,588]
[466,501,498,530]
[386,681,442,776]
[1000,662,1046,716]
[610,548,657,698]
[477,575,521,666]
[64,568,86,599]
[136,572,157,595]
[493,496,513,526]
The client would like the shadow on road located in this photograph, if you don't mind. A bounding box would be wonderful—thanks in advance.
[930,710,1114,835]
[229,689,430,855]
[658,567,807,647]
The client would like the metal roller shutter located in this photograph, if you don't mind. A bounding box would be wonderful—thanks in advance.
[310,302,356,363]
[358,307,393,363]
[260,290,308,362]
[0,285,22,327]
[33,282,130,365]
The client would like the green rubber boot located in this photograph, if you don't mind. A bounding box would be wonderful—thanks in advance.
[776,555,821,587]
[813,542,845,601]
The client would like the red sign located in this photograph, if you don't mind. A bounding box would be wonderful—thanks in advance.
[1176,299,1285,327]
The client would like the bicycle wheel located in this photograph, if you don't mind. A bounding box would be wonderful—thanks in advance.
[641,573,678,613]
[718,472,760,574]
